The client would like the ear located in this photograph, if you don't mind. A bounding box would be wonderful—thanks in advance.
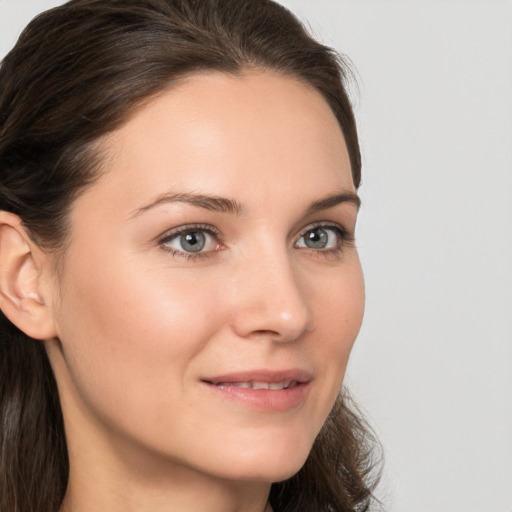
[0,211,58,340]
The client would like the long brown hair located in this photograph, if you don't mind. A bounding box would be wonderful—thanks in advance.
[0,1,381,511]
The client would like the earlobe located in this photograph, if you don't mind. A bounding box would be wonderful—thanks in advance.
[0,211,57,340]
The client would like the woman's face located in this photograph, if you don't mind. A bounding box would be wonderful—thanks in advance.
[45,71,364,484]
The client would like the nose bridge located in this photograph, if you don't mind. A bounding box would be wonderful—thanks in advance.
[229,242,315,341]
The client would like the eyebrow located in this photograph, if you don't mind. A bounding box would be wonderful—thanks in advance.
[130,189,360,219]
[130,192,247,218]
[306,191,361,214]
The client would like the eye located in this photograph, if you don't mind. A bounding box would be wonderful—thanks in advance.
[159,225,221,257]
[295,224,350,252]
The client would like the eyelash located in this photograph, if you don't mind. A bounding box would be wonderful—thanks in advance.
[157,222,355,261]
[159,223,221,261]
[296,223,355,259]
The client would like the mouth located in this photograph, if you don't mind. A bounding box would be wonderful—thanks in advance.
[205,379,300,390]
[201,370,311,411]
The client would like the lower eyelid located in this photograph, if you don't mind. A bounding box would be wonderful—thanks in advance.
[161,247,212,261]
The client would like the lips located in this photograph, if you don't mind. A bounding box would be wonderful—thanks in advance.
[201,369,311,411]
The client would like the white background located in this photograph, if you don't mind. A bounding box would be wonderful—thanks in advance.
[1,1,511,511]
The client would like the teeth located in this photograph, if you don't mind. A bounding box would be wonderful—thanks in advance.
[216,382,251,388]
[232,382,251,388]
[214,380,296,390]
[253,381,269,390]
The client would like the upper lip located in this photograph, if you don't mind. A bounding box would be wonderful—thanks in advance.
[201,369,312,385]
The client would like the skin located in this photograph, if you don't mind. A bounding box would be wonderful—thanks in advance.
[33,71,364,512]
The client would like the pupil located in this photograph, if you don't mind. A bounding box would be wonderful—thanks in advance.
[305,228,327,249]
[180,231,205,252]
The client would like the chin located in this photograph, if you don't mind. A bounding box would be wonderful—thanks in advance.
[207,433,314,484]
[222,458,308,484]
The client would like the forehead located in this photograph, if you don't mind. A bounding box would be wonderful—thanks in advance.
[77,71,354,217]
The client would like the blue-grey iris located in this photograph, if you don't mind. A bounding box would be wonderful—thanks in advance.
[180,231,206,252]
[304,228,328,249]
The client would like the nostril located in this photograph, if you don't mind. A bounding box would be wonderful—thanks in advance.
[252,329,280,338]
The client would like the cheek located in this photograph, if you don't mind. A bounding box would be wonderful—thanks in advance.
[54,249,229,415]
[314,256,364,341]
[307,256,365,395]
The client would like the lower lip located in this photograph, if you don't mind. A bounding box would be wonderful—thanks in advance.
[203,382,309,412]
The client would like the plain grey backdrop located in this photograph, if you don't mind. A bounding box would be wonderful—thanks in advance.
[1,1,511,511]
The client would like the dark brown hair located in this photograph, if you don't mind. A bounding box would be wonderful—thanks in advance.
[0,1,380,511]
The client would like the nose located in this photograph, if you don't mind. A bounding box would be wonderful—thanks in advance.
[229,250,315,343]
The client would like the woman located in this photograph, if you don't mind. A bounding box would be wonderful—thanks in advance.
[0,1,381,511]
